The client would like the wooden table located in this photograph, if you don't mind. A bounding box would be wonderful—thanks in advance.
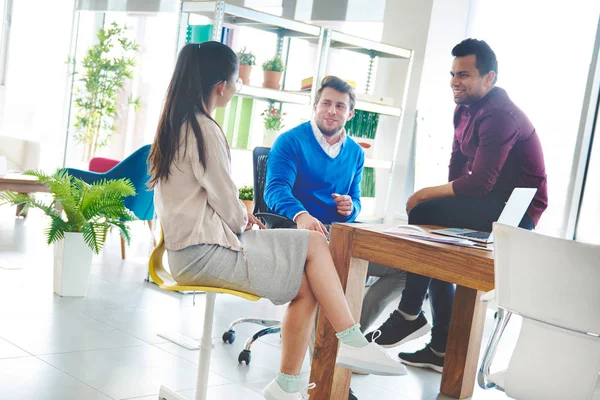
[309,223,494,399]
[0,173,48,216]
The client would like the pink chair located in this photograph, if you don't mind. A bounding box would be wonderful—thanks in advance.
[89,157,120,173]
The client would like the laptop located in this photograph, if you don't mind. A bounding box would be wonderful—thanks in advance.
[430,187,537,244]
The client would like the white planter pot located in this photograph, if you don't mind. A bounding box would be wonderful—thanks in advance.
[53,232,94,297]
[263,129,281,147]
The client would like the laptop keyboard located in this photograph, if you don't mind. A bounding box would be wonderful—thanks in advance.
[459,231,491,240]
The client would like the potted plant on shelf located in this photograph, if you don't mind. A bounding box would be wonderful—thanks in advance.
[262,105,286,146]
[69,22,141,162]
[238,185,254,214]
[237,47,256,85]
[0,170,136,297]
[261,55,286,90]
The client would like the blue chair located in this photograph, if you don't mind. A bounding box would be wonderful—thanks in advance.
[66,145,154,259]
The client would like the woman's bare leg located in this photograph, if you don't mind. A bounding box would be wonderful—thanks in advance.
[280,273,317,374]
[279,231,355,374]
[304,231,355,332]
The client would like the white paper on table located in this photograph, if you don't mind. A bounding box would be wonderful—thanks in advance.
[383,226,493,251]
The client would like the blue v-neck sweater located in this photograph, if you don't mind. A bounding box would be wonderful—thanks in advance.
[264,122,364,224]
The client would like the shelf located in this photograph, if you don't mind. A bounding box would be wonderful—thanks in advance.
[364,158,393,170]
[182,1,321,38]
[238,86,311,105]
[329,30,412,59]
[355,100,402,117]
[238,86,401,116]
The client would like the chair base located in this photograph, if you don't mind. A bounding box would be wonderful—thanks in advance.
[223,318,281,365]
[157,332,202,350]
[158,385,187,400]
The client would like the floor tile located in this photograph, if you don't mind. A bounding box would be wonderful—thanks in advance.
[0,309,145,355]
[0,356,112,400]
[40,345,232,399]
[0,337,29,359]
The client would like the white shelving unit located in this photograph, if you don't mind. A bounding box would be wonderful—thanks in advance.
[177,0,414,219]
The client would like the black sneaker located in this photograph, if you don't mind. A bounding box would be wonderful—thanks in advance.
[398,344,444,373]
[348,388,358,400]
[364,310,431,348]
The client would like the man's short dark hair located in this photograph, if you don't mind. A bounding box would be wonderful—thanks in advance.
[452,39,498,84]
[315,76,356,111]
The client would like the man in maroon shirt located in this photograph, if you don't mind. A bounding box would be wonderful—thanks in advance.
[364,39,548,372]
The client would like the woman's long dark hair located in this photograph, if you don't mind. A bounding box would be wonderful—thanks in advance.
[148,41,238,188]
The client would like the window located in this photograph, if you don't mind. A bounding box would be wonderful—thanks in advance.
[416,0,600,237]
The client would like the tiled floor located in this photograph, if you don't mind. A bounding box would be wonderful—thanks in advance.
[0,207,518,399]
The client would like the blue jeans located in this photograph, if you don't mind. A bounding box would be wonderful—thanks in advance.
[398,195,534,352]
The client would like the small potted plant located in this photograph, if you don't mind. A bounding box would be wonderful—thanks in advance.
[262,105,286,146]
[237,47,256,85]
[0,170,136,297]
[238,185,254,214]
[262,55,286,90]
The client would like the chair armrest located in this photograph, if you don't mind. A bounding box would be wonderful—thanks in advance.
[255,212,296,229]
[481,290,495,303]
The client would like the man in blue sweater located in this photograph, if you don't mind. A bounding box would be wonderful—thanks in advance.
[265,76,364,233]
[264,76,363,400]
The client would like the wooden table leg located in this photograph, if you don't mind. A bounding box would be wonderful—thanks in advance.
[309,227,368,400]
[440,285,487,398]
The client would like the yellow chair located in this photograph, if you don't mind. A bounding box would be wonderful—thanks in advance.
[149,227,260,400]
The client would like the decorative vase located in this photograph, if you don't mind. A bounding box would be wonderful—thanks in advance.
[53,232,94,297]
[262,71,282,90]
[263,129,281,147]
[241,199,254,214]
[239,64,252,85]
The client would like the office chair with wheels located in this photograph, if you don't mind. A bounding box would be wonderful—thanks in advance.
[221,146,293,365]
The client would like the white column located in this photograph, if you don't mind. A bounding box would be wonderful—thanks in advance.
[376,0,473,223]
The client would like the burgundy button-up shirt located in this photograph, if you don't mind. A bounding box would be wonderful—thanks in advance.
[450,87,548,226]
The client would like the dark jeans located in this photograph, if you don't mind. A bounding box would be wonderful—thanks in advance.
[398,195,534,352]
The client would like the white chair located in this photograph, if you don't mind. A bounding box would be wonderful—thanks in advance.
[478,223,600,400]
[0,135,40,172]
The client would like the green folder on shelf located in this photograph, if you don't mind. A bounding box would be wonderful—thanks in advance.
[187,25,213,43]
[214,96,254,149]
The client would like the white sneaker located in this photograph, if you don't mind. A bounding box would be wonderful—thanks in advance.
[336,341,408,376]
[262,380,316,400]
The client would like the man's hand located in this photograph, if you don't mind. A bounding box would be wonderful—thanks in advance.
[245,213,267,231]
[406,190,425,215]
[295,213,328,236]
[406,183,455,215]
[331,193,353,217]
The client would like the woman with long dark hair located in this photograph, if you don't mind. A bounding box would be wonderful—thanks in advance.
[149,42,406,399]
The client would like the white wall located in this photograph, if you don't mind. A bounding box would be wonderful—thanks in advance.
[372,0,436,223]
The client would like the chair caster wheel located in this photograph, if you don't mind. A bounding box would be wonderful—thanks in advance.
[238,349,251,365]
[222,330,236,344]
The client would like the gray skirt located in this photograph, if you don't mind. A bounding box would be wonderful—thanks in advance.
[167,229,310,305]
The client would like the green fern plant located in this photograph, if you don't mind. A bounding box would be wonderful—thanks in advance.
[0,170,136,254]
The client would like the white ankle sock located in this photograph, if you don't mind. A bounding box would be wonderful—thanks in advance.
[398,309,418,321]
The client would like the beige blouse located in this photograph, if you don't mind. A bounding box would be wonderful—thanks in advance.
[154,113,248,251]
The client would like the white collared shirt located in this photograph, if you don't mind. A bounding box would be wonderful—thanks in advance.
[310,119,346,158]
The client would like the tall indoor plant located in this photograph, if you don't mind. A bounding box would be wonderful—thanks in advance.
[0,170,136,296]
[70,22,141,161]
